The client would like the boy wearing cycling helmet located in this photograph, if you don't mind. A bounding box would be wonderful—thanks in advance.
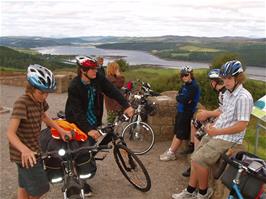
[7,65,71,199]
[182,68,226,177]
[65,56,134,196]
[172,60,253,199]
[160,66,200,161]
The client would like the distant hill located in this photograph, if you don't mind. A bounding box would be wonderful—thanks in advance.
[1,36,265,67]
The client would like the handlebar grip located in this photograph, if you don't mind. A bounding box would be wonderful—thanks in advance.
[64,130,75,141]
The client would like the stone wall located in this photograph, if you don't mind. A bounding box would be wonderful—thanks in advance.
[147,91,178,141]
[0,74,74,93]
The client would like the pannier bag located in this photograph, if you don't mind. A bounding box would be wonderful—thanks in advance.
[221,151,266,199]
[43,156,64,184]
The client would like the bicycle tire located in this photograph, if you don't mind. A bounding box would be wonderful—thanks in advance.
[113,144,151,192]
[122,121,155,155]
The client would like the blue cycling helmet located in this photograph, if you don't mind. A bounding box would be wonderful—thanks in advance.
[220,60,243,77]
[27,64,56,92]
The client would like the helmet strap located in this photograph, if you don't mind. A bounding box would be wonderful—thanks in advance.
[229,78,239,93]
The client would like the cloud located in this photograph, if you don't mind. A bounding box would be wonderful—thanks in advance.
[1,0,265,37]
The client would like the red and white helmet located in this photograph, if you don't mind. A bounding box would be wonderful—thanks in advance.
[76,56,98,69]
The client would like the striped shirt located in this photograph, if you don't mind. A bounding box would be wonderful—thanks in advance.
[9,94,49,164]
[213,84,253,144]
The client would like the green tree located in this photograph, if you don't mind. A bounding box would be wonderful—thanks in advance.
[116,58,129,72]
[210,52,242,69]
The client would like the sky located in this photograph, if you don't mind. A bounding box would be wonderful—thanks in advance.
[0,0,265,38]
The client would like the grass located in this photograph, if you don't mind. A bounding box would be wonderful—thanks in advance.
[179,45,221,52]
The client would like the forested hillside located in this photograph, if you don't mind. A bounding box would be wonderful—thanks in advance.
[0,46,74,70]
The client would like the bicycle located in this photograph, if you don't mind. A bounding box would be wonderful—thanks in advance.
[220,151,266,199]
[121,81,159,155]
[41,115,151,199]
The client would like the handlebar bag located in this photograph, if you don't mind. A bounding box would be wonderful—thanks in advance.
[51,120,88,142]
[221,151,265,199]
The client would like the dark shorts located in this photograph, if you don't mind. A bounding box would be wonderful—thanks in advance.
[17,161,50,197]
[174,112,193,140]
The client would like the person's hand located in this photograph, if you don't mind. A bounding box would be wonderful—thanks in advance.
[124,106,134,117]
[196,110,209,121]
[88,130,101,141]
[58,129,73,142]
[21,148,37,168]
[204,123,218,136]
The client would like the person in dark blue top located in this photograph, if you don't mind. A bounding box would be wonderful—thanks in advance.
[160,66,200,161]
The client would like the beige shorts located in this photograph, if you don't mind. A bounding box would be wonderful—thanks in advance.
[191,135,234,168]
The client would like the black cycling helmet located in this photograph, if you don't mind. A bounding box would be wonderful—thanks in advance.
[27,64,56,92]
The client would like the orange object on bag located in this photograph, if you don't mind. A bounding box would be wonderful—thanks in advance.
[51,120,88,141]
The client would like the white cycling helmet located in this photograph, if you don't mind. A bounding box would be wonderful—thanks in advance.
[27,64,56,92]
[180,66,193,75]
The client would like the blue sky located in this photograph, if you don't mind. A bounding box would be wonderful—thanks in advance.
[0,0,265,38]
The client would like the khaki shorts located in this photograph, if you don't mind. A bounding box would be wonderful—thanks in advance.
[191,135,234,168]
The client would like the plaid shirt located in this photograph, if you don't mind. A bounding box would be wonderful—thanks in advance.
[213,84,253,144]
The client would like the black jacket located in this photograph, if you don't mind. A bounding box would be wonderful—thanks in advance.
[65,74,129,133]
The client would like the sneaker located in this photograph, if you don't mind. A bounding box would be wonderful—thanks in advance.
[83,183,93,197]
[159,150,176,161]
[182,167,191,177]
[172,189,197,199]
[197,188,213,199]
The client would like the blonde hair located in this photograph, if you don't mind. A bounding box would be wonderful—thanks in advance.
[235,72,246,84]
[107,61,120,76]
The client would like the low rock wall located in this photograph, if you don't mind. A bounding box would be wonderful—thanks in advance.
[0,74,74,93]
[147,91,178,142]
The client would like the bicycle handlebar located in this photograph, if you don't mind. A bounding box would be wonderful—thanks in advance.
[41,144,112,159]
[221,153,266,183]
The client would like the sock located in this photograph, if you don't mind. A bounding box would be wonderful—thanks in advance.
[186,185,196,193]
[199,188,208,195]
[168,148,174,154]
[189,142,194,148]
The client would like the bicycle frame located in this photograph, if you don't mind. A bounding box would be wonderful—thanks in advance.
[227,166,245,199]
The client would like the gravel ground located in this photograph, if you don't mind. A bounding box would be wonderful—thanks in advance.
[0,84,189,199]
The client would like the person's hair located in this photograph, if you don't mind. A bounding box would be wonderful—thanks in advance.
[107,61,120,76]
[77,66,83,77]
[235,72,246,84]
[97,56,103,62]
[25,82,36,94]
[190,71,195,80]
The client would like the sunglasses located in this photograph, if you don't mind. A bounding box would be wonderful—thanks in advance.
[181,73,189,77]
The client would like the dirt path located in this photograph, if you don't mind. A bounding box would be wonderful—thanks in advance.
[0,84,189,199]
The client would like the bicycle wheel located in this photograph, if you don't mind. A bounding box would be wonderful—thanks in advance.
[113,144,151,192]
[122,121,155,155]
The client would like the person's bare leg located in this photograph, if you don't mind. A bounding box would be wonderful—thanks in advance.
[191,160,209,189]
[170,136,182,152]
[18,187,29,199]
[188,164,198,188]
[190,125,196,144]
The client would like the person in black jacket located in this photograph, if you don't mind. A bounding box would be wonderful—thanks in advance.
[160,66,200,161]
[65,56,133,138]
[64,55,134,196]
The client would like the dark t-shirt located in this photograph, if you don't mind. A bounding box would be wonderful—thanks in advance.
[9,94,49,164]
